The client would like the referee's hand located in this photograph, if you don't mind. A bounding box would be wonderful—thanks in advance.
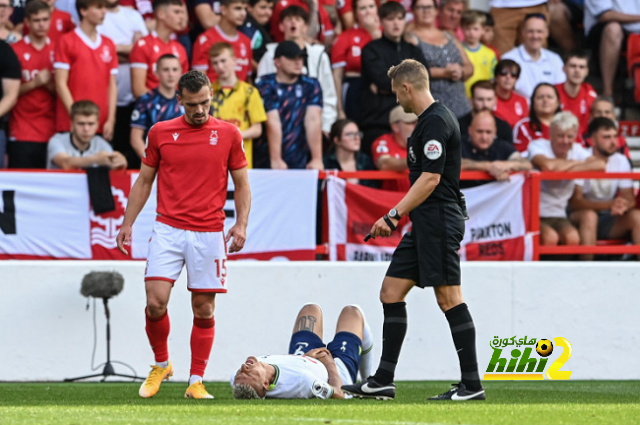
[369,216,398,239]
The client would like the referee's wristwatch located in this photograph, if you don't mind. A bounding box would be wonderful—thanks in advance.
[388,208,402,221]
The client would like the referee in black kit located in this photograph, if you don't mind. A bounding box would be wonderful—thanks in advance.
[342,59,485,401]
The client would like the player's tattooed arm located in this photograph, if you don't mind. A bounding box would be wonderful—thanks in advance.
[294,315,318,333]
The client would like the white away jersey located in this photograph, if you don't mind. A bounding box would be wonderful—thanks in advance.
[230,355,328,399]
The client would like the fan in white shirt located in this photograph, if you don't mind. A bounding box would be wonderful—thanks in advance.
[569,117,640,261]
[528,111,605,249]
[231,303,375,399]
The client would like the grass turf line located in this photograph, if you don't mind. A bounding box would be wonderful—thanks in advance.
[0,381,638,425]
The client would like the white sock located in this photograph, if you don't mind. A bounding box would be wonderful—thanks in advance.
[350,305,375,379]
[156,361,169,368]
[189,375,203,386]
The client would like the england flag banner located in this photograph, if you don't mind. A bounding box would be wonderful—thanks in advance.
[325,174,533,261]
[0,170,318,261]
[0,172,91,259]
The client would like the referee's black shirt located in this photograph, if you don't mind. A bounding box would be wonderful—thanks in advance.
[407,101,461,204]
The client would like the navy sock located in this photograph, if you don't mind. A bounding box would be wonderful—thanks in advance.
[445,303,481,391]
[373,302,407,385]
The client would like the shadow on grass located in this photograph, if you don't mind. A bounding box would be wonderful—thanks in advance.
[0,382,639,407]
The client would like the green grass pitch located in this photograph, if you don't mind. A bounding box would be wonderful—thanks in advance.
[1,381,638,425]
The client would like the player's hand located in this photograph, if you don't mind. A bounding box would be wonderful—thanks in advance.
[307,158,325,171]
[369,215,398,239]
[306,347,332,360]
[103,120,115,141]
[34,69,51,87]
[271,158,288,170]
[226,224,247,253]
[116,224,132,255]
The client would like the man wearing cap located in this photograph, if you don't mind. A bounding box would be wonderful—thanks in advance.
[460,110,531,188]
[256,40,324,170]
[370,105,416,193]
[457,80,513,144]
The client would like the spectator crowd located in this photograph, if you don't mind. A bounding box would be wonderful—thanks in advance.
[0,0,639,258]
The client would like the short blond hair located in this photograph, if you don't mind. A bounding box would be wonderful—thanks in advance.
[461,9,486,27]
[233,383,263,399]
[387,59,430,91]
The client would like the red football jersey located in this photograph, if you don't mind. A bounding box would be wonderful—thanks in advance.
[371,133,411,193]
[9,37,56,143]
[130,32,190,91]
[556,82,597,138]
[143,115,248,232]
[494,91,529,128]
[270,0,335,43]
[331,25,372,74]
[24,9,75,45]
[512,118,549,153]
[191,26,253,82]
[54,28,119,133]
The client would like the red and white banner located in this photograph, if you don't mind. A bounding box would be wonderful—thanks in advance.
[0,170,318,261]
[325,174,533,261]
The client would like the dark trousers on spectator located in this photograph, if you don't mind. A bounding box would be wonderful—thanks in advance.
[113,103,141,169]
[7,141,48,169]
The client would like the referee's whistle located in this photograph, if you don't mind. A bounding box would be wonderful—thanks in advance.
[364,233,372,242]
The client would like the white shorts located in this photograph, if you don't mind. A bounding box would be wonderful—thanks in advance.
[144,221,228,293]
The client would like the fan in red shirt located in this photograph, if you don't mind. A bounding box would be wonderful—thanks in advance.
[555,51,597,139]
[370,106,413,193]
[493,59,529,128]
[270,0,334,45]
[331,0,380,120]
[23,0,75,44]
[192,0,253,82]
[513,83,562,154]
[54,0,118,138]
[117,70,250,400]
[9,0,56,169]
[130,0,189,98]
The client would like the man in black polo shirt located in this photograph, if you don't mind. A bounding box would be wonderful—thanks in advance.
[461,110,531,188]
[458,80,513,144]
[342,59,485,402]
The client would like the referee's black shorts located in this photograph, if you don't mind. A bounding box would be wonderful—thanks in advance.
[386,202,464,287]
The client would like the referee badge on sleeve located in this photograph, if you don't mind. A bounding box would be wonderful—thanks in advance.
[424,140,442,160]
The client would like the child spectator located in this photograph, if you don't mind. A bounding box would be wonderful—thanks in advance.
[331,0,380,122]
[23,0,75,44]
[461,9,497,98]
[555,50,596,140]
[192,0,253,82]
[210,42,267,168]
[239,0,274,63]
[54,0,119,139]
[8,0,55,169]
[129,0,189,98]
[493,59,529,128]
[481,11,499,59]
[130,54,184,163]
[269,0,334,48]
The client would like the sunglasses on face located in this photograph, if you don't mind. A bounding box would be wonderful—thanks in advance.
[498,69,519,78]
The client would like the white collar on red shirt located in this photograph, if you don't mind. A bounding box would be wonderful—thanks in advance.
[23,35,51,46]
[152,30,177,41]
[74,27,103,50]
[214,25,239,42]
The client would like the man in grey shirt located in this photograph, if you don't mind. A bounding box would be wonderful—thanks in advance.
[47,100,127,170]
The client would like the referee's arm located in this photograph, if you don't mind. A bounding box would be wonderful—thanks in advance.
[393,172,440,218]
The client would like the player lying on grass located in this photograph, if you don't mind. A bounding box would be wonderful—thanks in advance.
[231,303,374,399]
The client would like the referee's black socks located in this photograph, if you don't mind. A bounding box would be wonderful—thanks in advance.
[445,303,482,391]
[373,302,407,385]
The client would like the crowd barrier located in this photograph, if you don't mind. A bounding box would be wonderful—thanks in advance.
[0,169,637,261]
